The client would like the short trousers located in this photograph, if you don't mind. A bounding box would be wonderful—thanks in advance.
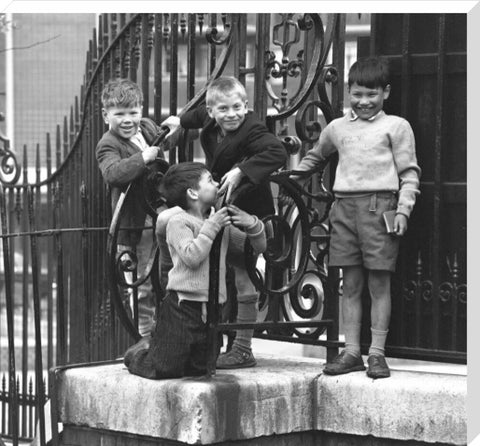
[328,192,400,272]
[124,291,221,379]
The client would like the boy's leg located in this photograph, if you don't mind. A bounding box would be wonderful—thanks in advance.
[323,265,366,375]
[135,217,156,337]
[366,269,391,379]
[130,291,205,379]
[216,265,257,369]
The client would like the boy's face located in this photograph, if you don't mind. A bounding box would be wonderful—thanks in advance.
[191,171,219,206]
[207,93,248,134]
[348,83,391,120]
[102,105,142,139]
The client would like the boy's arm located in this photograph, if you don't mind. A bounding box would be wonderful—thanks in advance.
[227,205,267,255]
[96,141,148,186]
[391,120,422,218]
[295,123,337,174]
[235,121,287,184]
[179,106,210,129]
[161,106,210,133]
[166,210,228,269]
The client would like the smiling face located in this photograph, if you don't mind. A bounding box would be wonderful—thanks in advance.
[207,92,248,134]
[348,82,391,120]
[102,105,142,139]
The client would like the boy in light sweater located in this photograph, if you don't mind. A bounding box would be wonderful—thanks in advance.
[124,162,266,379]
[293,57,421,378]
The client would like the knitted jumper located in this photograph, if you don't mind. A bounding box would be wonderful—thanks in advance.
[160,209,266,304]
[298,110,421,217]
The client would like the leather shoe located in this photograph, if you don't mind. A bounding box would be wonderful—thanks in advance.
[367,354,391,379]
[323,350,366,375]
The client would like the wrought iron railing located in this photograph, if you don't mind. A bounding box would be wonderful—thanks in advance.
[0,11,467,446]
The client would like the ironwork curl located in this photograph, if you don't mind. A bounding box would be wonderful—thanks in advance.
[439,281,453,303]
[458,284,467,304]
[106,16,238,340]
[0,133,21,185]
[206,13,232,45]
[294,66,338,142]
[403,279,433,303]
[265,13,338,129]
[421,280,434,302]
[282,268,326,339]
[245,173,311,296]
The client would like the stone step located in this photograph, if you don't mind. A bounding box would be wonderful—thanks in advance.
[53,354,467,445]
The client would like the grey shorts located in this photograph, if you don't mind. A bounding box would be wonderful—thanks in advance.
[328,192,400,272]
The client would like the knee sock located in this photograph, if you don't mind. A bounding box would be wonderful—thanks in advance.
[344,322,362,358]
[232,294,258,351]
[369,327,389,357]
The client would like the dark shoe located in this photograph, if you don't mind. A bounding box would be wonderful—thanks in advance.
[123,335,151,367]
[367,354,391,379]
[323,350,366,375]
[216,347,257,369]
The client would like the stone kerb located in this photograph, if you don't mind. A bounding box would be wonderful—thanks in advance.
[315,370,467,445]
[56,356,322,444]
[54,354,467,445]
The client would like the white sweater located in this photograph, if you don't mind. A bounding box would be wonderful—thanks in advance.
[159,208,266,304]
[298,110,421,217]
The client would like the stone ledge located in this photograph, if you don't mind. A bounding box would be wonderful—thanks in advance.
[53,354,466,445]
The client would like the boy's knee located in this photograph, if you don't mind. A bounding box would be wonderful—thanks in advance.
[236,293,258,305]
[368,270,391,294]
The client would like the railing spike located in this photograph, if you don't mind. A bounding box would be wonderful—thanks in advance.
[22,144,28,184]
[416,250,423,280]
[63,116,68,160]
[163,13,170,50]
[36,142,41,183]
[180,13,187,39]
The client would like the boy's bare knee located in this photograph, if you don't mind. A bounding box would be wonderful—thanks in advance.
[368,270,391,299]
[342,266,365,298]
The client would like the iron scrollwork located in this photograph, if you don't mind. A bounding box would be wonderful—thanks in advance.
[106,14,237,340]
[252,13,339,339]
[0,125,21,186]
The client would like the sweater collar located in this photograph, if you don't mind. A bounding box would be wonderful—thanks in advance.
[349,109,384,122]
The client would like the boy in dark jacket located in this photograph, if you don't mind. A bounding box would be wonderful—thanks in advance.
[161,76,287,368]
[96,78,166,336]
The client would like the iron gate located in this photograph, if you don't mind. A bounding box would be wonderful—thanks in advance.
[0,12,467,445]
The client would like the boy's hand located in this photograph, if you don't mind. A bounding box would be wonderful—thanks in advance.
[219,167,244,202]
[208,206,231,228]
[161,116,181,138]
[226,204,255,229]
[142,146,159,164]
[394,214,408,236]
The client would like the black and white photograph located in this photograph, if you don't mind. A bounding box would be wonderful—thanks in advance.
[0,2,474,445]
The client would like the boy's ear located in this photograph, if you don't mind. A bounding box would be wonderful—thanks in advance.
[383,84,391,100]
[102,108,109,124]
[187,188,198,201]
[206,106,214,119]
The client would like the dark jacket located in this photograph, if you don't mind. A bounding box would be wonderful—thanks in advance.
[180,106,287,218]
[96,118,165,245]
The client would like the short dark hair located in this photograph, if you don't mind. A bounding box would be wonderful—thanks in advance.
[161,162,208,209]
[348,57,390,89]
[101,78,143,109]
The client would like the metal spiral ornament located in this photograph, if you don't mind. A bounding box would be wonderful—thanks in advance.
[206,13,233,45]
[0,129,20,185]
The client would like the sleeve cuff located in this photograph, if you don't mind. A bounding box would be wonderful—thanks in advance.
[245,216,264,237]
[201,219,221,240]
